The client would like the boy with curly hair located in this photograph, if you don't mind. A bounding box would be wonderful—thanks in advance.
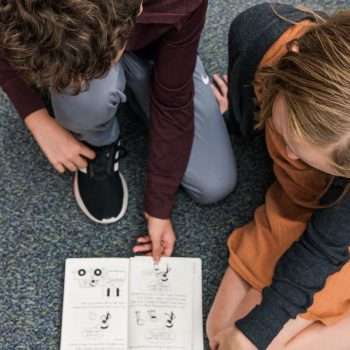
[0,0,236,258]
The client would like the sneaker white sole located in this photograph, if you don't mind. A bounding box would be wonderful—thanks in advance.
[73,172,128,224]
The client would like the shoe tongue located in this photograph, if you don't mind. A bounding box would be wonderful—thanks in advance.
[89,144,117,179]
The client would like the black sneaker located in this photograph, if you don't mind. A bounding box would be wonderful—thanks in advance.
[73,140,128,224]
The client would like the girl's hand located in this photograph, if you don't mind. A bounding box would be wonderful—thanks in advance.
[211,74,229,114]
[133,213,176,262]
[25,108,96,173]
[210,326,257,350]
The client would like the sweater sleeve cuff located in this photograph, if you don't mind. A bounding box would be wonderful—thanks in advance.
[236,290,291,350]
[144,191,174,219]
[2,77,45,119]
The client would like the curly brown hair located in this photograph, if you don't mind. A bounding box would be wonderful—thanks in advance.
[0,0,142,93]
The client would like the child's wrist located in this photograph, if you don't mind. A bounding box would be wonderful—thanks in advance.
[24,108,52,132]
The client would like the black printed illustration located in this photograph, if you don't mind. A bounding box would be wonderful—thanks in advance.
[134,310,176,329]
[143,263,173,289]
[100,312,112,330]
[106,287,120,298]
[74,266,126,298]
[76,268,104,288]
[165,312,176,328]
[148,309,158,323]
[82,311,115,338]
[160,265,171,282]
[153,264,161,274]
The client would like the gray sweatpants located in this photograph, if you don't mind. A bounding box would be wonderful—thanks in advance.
[51,54,237,204]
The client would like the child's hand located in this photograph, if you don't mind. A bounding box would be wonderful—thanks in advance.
[211,74,229,114]
[133,214,176,262]
[25,108,96,173]
[133,235,155,256]
[210,326,256,350]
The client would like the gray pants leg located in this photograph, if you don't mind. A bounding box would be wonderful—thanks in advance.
[51,63,126,146]
[122,54,237,204]
[184,58,237,204]
[51,54,237,204]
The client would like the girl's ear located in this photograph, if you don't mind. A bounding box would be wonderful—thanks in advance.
[286,145,300,161]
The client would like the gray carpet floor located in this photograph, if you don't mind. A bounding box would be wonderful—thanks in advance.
[1,1,349,349]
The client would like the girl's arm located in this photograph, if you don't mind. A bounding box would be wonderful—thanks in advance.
[236,187,350,349]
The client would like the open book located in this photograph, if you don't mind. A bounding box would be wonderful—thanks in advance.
[60,257,203,350]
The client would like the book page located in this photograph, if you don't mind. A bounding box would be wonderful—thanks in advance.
[192,259,204,350]
[128,257,198,350]
[60,258,129,350]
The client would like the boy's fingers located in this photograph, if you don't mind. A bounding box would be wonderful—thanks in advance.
[133,244,153,253]
[137,236,151,243]
[65,161,77,172]
[80,145,96,160]
[211,84,223,100]
[163,245,174,257]
[152,237,162,262]
[55,163,65,174]
[163,237,176,257]
[74,156,88,170]
[223,74,228,82]
[213,74,228,95]
[211,83,219,93]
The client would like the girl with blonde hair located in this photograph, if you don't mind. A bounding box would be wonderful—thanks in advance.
[208,3,350,349]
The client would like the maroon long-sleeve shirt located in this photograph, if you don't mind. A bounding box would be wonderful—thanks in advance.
[0,0,207,219]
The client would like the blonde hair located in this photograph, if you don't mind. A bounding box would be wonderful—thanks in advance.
[257,9,350,180]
